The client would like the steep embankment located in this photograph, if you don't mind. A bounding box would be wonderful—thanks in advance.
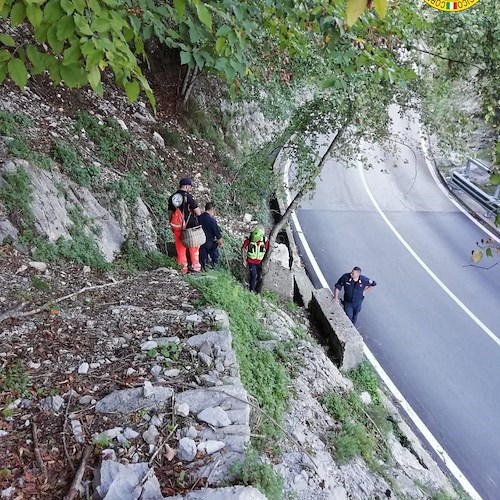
[0,73,460,499]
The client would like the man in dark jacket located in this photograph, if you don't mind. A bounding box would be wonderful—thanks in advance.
[199,202,223,270]
[333,267,377,325]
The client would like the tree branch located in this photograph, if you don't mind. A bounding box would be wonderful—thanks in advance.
[408,45,482,70]
[0,279,128,323]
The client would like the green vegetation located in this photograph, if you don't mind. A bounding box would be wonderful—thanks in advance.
[148,343,182,365]
[321,378,392,467]
[0,360,31,397]
[32,208,108,271]
[192,271,288,439]
[0,166,34,228]
[74,112,131,167]
[111,171,143,206]
[229,448,284,500]
[347,361,380,405]
[114,243,176,271]
[0,111,52,169]
[53,141,100,188]
[30,276,50,291]
[154,125,183,150]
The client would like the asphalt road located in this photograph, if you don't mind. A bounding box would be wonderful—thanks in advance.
[295,113,500,499]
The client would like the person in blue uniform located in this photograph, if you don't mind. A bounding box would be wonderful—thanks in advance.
[199,202,223,270]
[333,267,377,325]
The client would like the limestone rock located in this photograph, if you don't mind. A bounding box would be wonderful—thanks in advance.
[197,440,225,455]
[93,460,162,500]
[95,387,173,413]
[197,407,231,427]
[177,437,197,462]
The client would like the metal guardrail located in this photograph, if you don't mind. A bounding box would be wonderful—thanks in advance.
[450,158,500,217]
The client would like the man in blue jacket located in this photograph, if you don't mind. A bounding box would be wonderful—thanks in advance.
[199,202,223,270]
[333,267,377,325]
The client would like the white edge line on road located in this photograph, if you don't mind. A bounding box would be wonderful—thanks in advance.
[358,165,500,349]
[283,158,481,500]
[419,129,499,243]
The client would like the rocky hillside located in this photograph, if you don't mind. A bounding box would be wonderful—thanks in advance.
[0,247,457,499]
[0,69,462,499]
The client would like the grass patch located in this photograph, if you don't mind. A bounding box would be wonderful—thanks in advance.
[31,276,50,291]
[111,171,143,206]
[347,361,380,405]
[191,271,288,439]
[0,167,34,228]
[321,387,392,468]
[0,360,31,397]
[114,243,176,271]
[74,112,131,166]
[228,449,284,500]
[53,141,100,188]
[32,208,108,270]
[0,111,52,169]
[154,125,184,150]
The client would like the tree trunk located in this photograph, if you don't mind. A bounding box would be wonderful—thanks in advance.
[179,66,200,105]
[256,126,347,294]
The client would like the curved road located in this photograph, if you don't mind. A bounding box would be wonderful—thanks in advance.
[295,113,500,499]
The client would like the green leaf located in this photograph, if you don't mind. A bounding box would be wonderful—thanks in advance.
[88,65,100,90]
[74,14,93,35]
[0,0,4,11]
[7,57,28,88]
[0,62,7,83]
[0,49,10,62]
[490,172,500,186]
[173,0,186,16]
[195,2,212,30]
[145,88,155,109]
[373,0,387,18]
[10,2,26,26]
[62,43,81,65]
[26,44,45,74]
[346,0,367,27]
[88,0,101,15]
[60,0,74,14]
[26,4,43,27]
[216,25,231,37]
[180,51,192,65]
[57,15,75,40]
[85,49,102,68]
[47,26,64,53]
[215,37,225,53]
[44,0,63,22]
[0,34,16,47]
[45,55,61,82]
[471,250,483,263]
[73,0,86,14]
[124,80,140,101]
[60,63,86,87]
[91,18,110,32]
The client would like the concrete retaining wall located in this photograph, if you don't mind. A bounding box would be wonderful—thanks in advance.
[308,288,364,371]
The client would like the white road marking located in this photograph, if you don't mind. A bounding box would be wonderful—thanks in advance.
[419,129,499,243]
[359,165,500,349]
[283,157,482,499]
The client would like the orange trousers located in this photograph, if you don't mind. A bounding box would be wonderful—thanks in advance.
[173,229,201,270]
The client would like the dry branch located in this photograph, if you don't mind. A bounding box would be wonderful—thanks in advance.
[63,445,93,500]
[0,279,128,323]
[31,422,47,477]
